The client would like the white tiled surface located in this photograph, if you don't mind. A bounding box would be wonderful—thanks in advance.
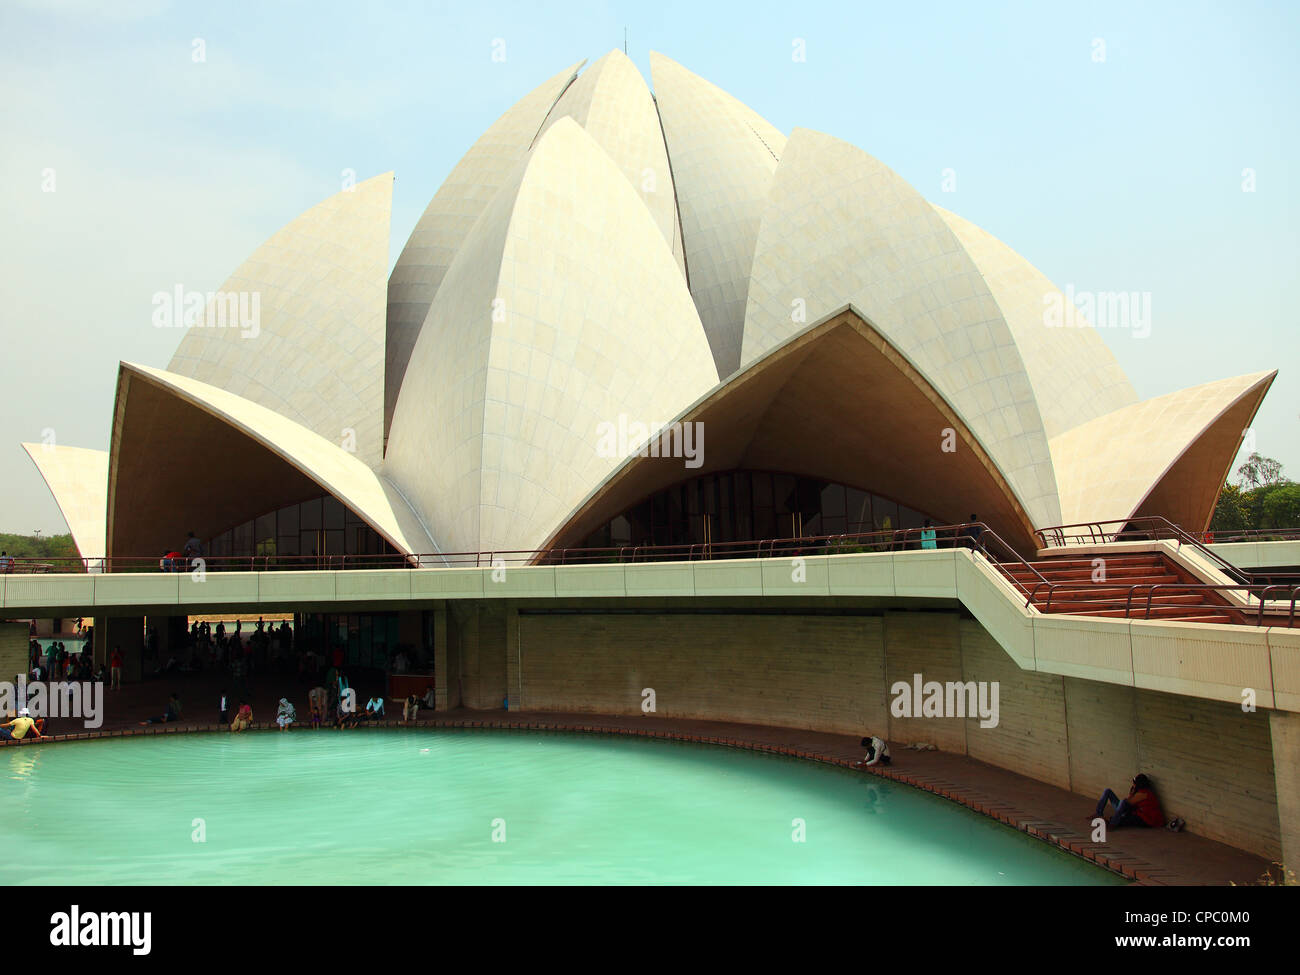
[169,173,392,467]
[20,443,108,559]
[741,128,1062,529]
[385,118,718,556]
[935,205,1138,439]
[536,50,685,278]
[650,51,787,377]
[385,60,584,437]
[1051,371,1274,525]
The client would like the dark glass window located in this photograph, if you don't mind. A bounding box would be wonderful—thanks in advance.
[300,498,322,531]
[255,512,275,547]
[874,497,899,533]
[323,497,345,531]
[232,520,253,554]
[846,488,871,533]
[577,471,939,558]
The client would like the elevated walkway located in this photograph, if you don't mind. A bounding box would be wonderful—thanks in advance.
[3,537,1298,714]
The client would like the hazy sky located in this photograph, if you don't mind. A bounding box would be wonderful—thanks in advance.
[1,0,1296,535]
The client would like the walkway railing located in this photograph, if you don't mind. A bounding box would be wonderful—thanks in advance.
[1028,580,1300,627]
[1205,527,1300,542]
[1033,516,1253,585]
[0,521,1040,580]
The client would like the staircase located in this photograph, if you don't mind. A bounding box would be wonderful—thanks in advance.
[998,551,1247,624]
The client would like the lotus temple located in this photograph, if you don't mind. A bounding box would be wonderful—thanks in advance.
[5,51,1299,883]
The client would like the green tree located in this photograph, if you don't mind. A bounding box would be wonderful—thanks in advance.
[1259,483,1300,530]
[1236,452,1285,489]
[1210,482,1250,533]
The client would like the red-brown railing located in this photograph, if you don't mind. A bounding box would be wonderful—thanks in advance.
[0,522,1044,584]
[1027,580,1300,626]
[1033,516,1253,585]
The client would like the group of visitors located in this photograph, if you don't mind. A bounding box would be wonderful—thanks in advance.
[159,532,204,572]
[148,617,299,690]
[29,637,102,684]
[914,515,986,552]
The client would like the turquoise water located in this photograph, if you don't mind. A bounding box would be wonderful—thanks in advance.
[0,731,1121,885]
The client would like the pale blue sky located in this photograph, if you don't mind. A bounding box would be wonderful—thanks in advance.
[1,0,1296,534]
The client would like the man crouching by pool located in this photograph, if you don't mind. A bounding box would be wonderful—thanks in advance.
[853,735,890,768]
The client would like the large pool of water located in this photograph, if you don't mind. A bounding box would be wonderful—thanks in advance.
[1,730,1122,885]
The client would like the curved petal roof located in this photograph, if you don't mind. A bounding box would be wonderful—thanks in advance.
[17,52,1280,560]
[650,51,787,378]
[110,363,438,557]
[385,117,719,556]
[535,50,685,277]
[21,443,108,562]
[168,171,392,468]
[543,306,1042,555]
[1051,371,1275,530]
[385,59,585,440]
[934,205,1138,439]
[742,127,1061,529]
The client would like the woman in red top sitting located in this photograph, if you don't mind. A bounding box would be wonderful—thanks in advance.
[1094,774,1165,829]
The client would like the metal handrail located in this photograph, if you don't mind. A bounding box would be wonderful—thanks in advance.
[1029,581,1299,627]
[1034,515,1252,585]
[1207,527,1300,542]
[1,521,1029,575]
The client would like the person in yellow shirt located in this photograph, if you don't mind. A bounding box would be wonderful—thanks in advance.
[0,709,43,741]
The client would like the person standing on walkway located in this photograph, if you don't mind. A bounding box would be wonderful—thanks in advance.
[109,646,123,690]
[182,531,203,568]
[920,519,937,550]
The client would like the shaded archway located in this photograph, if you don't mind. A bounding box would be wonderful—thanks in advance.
[106,364,436,560]
[541,306,1042,556]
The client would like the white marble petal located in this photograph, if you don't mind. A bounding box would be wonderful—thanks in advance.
[935,206,1138,439]
[385,118,719,556]
[1051,371,1276,528]
[20,443,108,561]
[385,60,585,439]
[650,51,786,378]
[168,172,392,468]
[537,49,685,277]
[742,127,1062,529]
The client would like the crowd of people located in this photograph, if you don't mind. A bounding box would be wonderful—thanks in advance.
[217,673,435,734]
[28,632,101,684]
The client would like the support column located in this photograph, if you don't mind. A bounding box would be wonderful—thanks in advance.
[103,616,145,684]
[1269,711,1300,883]
[145,615,188,671]
[0,622,27,686]
[436,603,457,712]
[505,605,520,711]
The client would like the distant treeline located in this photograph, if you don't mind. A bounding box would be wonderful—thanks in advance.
[0,532,78,560]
